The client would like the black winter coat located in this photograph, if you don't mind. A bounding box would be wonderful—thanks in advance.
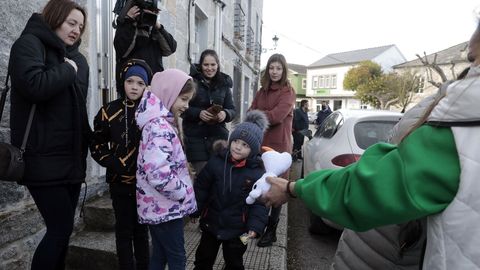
[8,13,90,186]
[90,98,141,184]
[293,108,309,131]
[114,18,177,91]
[192,147,268,240]
[316,106,332,126]
[182,65,236,162]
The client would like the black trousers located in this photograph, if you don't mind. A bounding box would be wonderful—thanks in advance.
[110,183,150,270]
[292,131,305,159]
[193,231,247,270]
[28,183,82,270]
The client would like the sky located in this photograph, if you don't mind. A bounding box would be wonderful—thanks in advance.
[260,0,480,67]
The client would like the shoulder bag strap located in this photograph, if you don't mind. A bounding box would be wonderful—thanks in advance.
[21,104,36,153]
[0,72,10,120]
[1,72,36,152]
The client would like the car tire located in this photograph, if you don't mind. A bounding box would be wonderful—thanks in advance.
[308,211,336,235]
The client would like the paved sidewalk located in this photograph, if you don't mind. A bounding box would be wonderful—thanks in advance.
[184,205,289,270]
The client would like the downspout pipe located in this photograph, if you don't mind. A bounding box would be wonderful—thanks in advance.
[213,0,226,55]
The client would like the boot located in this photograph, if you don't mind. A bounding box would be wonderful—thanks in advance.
[257,218,279,247]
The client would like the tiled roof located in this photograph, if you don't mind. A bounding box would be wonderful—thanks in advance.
[394,42,469,68]
[308,44,397,68]
[288,63,307,74]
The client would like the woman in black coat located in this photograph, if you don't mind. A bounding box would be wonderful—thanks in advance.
[8,1,90,268]
[182,49,236,174]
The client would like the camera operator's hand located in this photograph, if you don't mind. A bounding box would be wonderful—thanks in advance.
[126,6,140,19]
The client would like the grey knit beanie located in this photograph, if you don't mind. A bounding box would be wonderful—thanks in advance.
[228,110,269,157]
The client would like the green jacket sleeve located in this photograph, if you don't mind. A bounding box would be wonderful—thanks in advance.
[295,125,460,231]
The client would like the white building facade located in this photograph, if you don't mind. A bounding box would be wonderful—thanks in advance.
[306,45,406,111]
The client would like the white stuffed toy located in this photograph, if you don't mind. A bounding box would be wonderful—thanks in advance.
[246,146,292,204]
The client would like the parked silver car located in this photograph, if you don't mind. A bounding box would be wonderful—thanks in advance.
[303,109,402,232]
[307,112,317,124]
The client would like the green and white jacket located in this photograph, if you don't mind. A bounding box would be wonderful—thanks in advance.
[296,66,480,270]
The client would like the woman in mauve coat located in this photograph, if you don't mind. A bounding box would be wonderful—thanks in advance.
[249,53,296,247]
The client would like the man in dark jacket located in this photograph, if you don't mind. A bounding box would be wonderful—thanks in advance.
[316,101,332,127]
[113,2,176,92]
[292,100,310,161]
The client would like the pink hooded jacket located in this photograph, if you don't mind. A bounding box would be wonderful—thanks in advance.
[135,69,197,224]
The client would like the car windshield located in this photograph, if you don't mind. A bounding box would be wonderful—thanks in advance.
[314,112,343,138]
[354,121,398,149]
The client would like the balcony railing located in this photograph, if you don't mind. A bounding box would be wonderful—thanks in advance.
[245,26,254,61]
[254,42,261,69]
[233,2,245,50]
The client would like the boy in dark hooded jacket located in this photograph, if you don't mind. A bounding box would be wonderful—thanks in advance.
[90,59,152,270]
[191,110,270,270]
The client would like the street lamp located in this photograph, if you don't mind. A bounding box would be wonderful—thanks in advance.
[262,35,280,53]
[272,35,279,50]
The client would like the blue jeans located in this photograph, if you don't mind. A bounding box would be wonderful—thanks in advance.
[148,218,185,270]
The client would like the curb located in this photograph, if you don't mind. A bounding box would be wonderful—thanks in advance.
[268,203,288,270]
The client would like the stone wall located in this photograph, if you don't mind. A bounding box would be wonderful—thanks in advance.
[0,2,47,269]
[0,0,264,268]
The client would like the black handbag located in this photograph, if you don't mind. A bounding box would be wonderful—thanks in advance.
[0,73,35,182]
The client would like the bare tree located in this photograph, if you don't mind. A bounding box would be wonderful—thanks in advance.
[415,52,450,87]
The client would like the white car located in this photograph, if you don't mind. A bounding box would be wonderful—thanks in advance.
[307,112,317,124]
[303,109,402,232]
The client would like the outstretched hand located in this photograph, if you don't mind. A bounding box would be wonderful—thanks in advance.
[262,176,290,208]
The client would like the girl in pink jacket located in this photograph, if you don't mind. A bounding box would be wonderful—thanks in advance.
[135,69,197,270]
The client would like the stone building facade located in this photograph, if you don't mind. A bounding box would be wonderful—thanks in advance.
[0,0,263,268]
[393,42,470,111]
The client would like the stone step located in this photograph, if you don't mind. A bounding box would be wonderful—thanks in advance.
[83,194,115,231]
[67,231,118,270]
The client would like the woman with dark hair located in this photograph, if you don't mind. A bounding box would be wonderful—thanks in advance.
[249,53,296,247]
[182,49,236,174]
[8,0,90,268]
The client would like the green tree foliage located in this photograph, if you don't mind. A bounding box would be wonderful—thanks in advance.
[343,61,420,110]
[343,61,382,91]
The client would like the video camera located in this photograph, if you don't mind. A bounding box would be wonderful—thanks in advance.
[114,0,159,28]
